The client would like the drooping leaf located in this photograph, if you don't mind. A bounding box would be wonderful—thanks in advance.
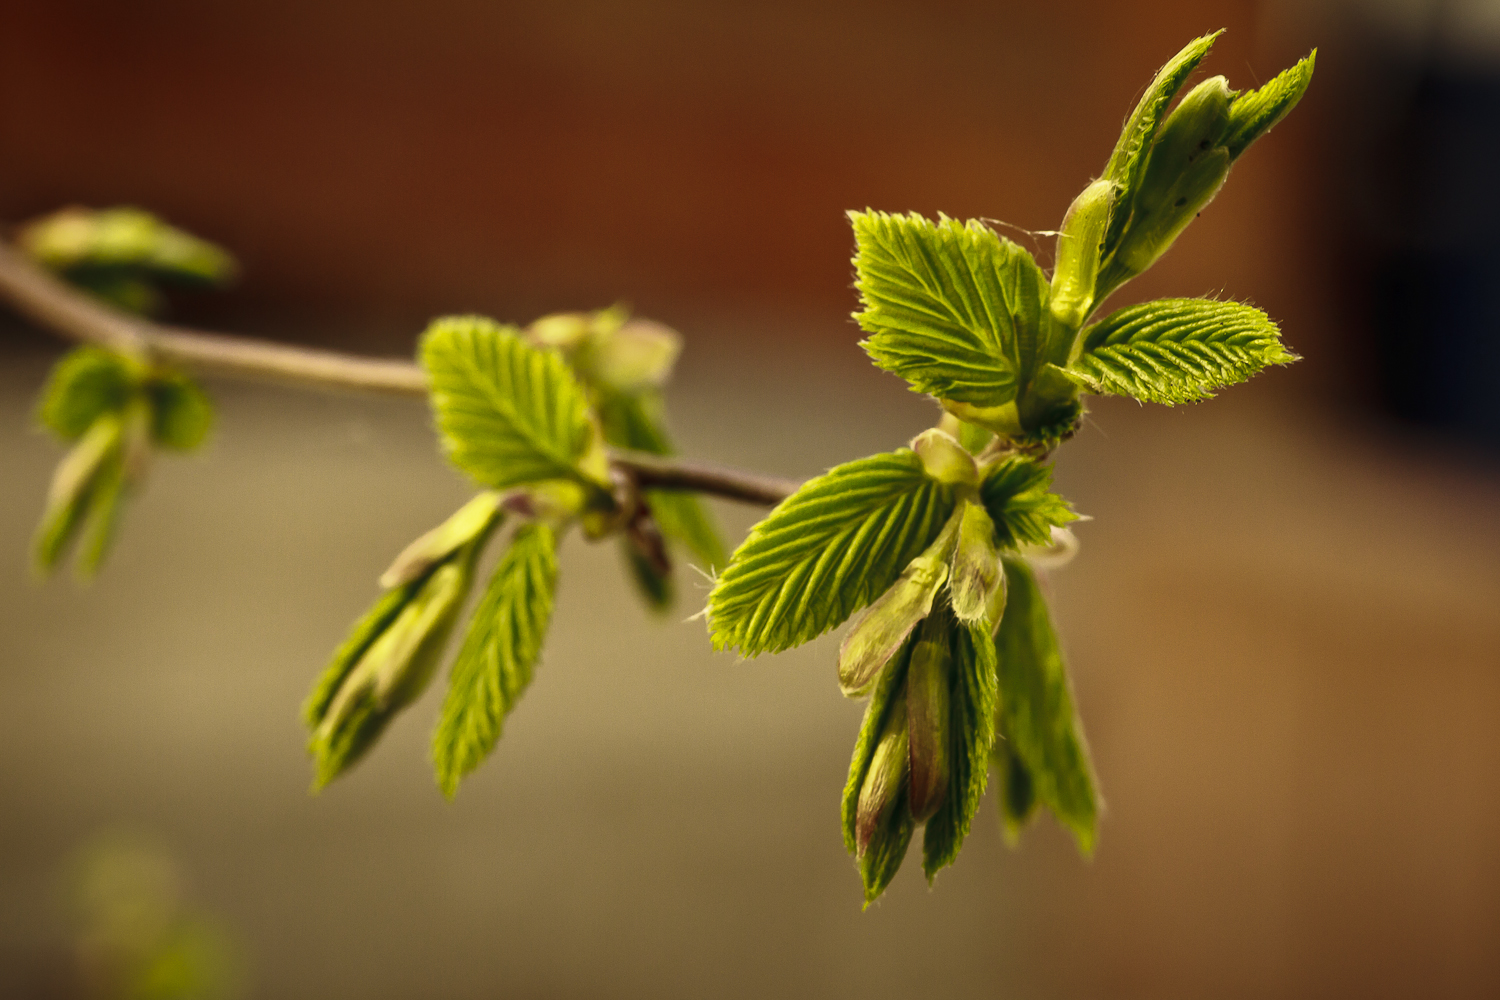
[921,617,999,879]
[1067,298,1296,405]
[1100,32,1222,257]
[306,538,487,789]
[36,347,136,440]
[1223,51,1317,160]
[842,639,916,904]
[979,457,1079,550]
[146,372,214,451]
[707,449,958,656]
[302,584,414,731]
[993,738,1038,843]
[33,413,125,574]
[621,541,674,611]
[996,559,1098,852]
[596,391,726,570]
[421,316,611,492]
[851,211,1050,406]
[432,523,558,797]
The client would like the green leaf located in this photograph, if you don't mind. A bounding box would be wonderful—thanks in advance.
[707,449,958,657]
[302,584,413,732]
[842,639,916,904]
[432,523,558,796]
[36,347,137,440]
[1223,51,1317,160]
[921,618,999,880]
[996,559,1098,852]
[421,315,610,492]
[979,457,1079,550]
[851,211,1050,407]
[1100,32,1222,257]
[33,413,125,574]
[1068,298,1297,405]
[306,539,486,789]
[622,541,674,612]
[20,206,237,287]
[597,391,727,569]
[147,372,213,451]
[993,738,1038,844]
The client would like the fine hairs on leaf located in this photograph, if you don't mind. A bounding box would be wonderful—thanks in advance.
[853,211,1050,409]
[1068,298,1297,404]
[433,522,559,797]
[707,449,958,657]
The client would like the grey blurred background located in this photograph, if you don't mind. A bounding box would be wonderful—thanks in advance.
[3,0,1499,997]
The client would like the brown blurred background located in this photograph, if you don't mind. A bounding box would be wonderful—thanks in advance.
[2,1,1498,997]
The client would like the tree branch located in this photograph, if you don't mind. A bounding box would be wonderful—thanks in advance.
[0,239,798,506]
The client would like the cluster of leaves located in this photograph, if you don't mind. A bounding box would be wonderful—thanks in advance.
[32,347,212,578]
[23,31,1316,906]
[27,208,233,577]
[20,206,237,316]
[303,311,728,794]
[705,31,1313,901]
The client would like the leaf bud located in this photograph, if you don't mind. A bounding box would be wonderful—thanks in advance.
[905,616,952,824]
[855,695,909,856]
[1050,179,1116,332]
[380,491,503,589]
[948,500,1003,628]
[1112,77,1234,279]
[524,312,594,352]
[838,511,961,696]
[585,319,681,394]
[910,428,978,487]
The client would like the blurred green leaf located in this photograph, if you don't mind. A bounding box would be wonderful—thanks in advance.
[36,346,137,441]
[20,206,237,288]
[996,559,1098,852]
[147,372,214,452]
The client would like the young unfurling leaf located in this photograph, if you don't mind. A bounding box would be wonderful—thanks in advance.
[921,618,999,879]
[1099,32,1222,261]
[843,639,916,904]
[979,457,1080,551]
[304,503,502,788]
[852,211,1050,410]
[707,448,959,657]
[995,559,1098,852]
[1067,298,1296,404]
[421,316,612,493]
[432,522,558,797]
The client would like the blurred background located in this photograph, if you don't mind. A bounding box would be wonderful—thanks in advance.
[2,0,1499,997]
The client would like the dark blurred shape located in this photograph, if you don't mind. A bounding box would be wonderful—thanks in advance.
[1328,6,1500,449]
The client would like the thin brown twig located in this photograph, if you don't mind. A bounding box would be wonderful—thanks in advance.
[0,239,798,506]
